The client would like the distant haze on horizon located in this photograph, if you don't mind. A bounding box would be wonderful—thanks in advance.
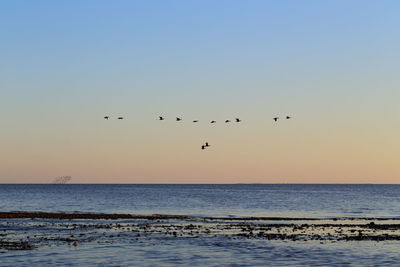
[1,0,399,184]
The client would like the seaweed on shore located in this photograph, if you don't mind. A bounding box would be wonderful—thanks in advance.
[1,211,400,251]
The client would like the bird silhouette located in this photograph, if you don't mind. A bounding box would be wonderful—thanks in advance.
[210,121,216,123]
[235,118,241,122]
[273,117,279,122]
[104,116,109,120]
[201,145,206,150]
[225,120,230,123]
[205,142,210,147]
[286,116,291,119]
[176,117,182,121]
[193,120,199,123]
[118,117,124,120]
[159,116,164,120]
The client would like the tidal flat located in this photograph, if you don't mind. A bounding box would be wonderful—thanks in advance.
[1,212,400,266]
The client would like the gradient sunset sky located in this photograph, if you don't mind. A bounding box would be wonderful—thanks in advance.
[1,0,399,183]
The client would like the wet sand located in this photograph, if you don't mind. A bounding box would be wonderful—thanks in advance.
[1,211,400,251]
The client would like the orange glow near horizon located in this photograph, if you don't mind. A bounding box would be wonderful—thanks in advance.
[1,1,399,183]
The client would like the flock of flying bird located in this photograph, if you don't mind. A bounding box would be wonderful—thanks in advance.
[158,116,244,123]
[103,115,292,150]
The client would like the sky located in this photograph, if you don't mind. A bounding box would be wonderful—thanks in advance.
[1,0,399,183]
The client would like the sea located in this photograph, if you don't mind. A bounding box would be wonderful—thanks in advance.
[1,184,400,266]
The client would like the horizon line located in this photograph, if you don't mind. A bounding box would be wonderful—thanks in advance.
[0,183,399,185]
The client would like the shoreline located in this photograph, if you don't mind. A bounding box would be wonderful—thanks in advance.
[2,211,400,251]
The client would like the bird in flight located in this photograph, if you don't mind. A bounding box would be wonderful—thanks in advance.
[176,117,182,121]
[118,117,124,120]
[235,118,241,122]
[159,116,164,120]
[201,145,206,150]
[193,120,199,123]
[104,116,109,120]
[225,120,230,123]
[286,116,291,119]
[210,120,216,124]
[273,117,279,122]
[205,142,210,147]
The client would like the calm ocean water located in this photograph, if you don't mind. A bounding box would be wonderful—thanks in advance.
[1,184,400,218]
[2,184,400,266]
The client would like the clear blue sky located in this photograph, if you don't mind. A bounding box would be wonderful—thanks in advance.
[1,1,399,183]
